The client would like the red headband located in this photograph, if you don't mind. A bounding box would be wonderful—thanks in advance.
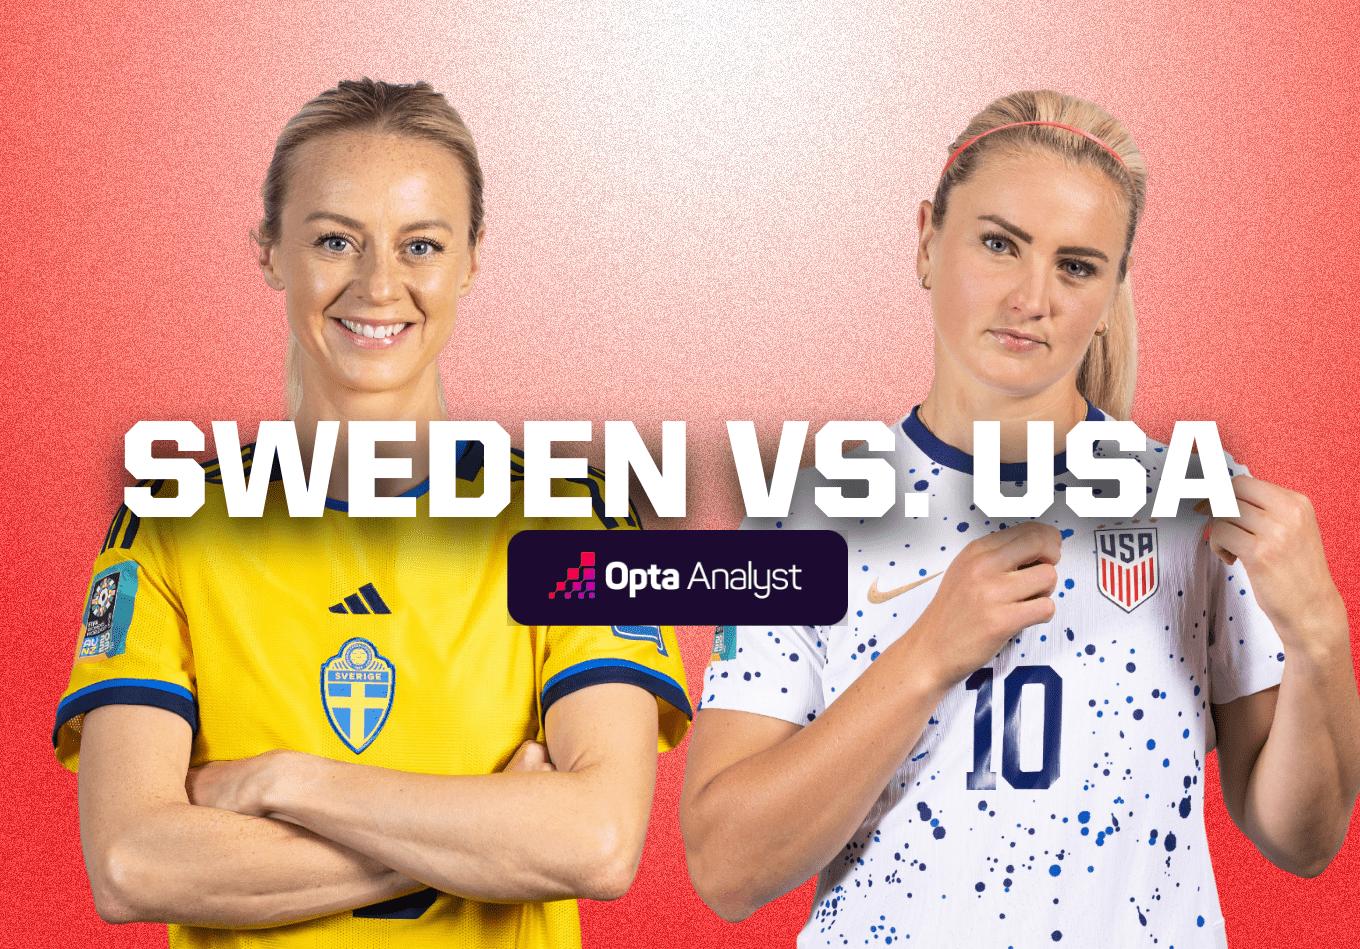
[941,120,1128,177]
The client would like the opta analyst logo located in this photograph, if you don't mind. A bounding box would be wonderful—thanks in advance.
[551,549,804,601]
[511,530,848,626]
[548,551,597,600]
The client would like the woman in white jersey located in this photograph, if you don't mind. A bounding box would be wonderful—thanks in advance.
[681,90,1358,947]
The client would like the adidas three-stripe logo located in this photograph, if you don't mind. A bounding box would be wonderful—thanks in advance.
[329,583,392,615]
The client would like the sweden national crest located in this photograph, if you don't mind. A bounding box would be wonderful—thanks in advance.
[321,638,395,754]
[1095,528,1159,612]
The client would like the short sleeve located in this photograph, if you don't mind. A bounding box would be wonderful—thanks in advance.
[53,502,196,771]
[530,465,691,752]
[540,623,691,751]
[697,491,833,726]
[1204,460,1286,707]
[1206,555,1286,707]
[699,622,827,726]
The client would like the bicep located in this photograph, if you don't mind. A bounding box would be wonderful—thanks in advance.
[543,682,660,839]
[1211,686,1279,820]
[682,708,801,806]
[78,704,194,855]
[544,682,658,778]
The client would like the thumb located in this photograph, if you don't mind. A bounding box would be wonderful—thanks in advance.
[505,739,555,772]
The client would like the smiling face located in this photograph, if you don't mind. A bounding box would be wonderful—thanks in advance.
[259,130,480,409]
[917,147,1128,402]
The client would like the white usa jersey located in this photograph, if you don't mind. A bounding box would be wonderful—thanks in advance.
[701,403,1285,948]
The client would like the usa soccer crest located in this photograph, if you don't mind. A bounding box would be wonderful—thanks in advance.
[321,638,395,754]
[1095,528,1159,612]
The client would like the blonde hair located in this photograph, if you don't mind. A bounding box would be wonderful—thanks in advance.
[256,78,482,416]
[931,91,1147,419]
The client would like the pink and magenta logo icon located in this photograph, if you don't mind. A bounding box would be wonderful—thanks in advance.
[548,551,597,599]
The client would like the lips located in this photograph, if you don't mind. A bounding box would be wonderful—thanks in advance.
[330,317,414,349]
[989,329,1046,353]
[338,318,410,340]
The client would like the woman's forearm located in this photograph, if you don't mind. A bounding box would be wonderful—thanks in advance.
[85,792,418,927]
[258,757,644,904]
[683,628,952,921]
[1240,624,1360,875]
[79,704,421,929]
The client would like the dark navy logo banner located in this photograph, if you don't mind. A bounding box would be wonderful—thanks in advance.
[508,530,848,626]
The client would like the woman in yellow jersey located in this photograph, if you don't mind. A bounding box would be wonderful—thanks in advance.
[55,79,691,948]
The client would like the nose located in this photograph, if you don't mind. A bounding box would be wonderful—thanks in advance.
[354,249,401,306]
[1006,260,1052,319]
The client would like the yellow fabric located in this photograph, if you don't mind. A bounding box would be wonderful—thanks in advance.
[55,447,690,948]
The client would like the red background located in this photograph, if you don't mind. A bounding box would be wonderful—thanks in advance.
[4,2,1358,946]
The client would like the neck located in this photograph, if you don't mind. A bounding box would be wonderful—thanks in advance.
[918,376,1087,464]
[292,367,447,502]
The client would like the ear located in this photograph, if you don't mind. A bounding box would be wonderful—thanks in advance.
[458,228,484,298]
[258,240,285,291]
[916,199,937,285]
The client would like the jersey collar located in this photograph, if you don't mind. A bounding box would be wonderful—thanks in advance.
[901,401,1103,482]
[321,440,468,513]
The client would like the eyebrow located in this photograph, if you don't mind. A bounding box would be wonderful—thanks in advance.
[303,212,454,234]
[978,214,1110,262]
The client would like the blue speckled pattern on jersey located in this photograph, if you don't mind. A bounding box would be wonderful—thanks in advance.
[701,406,1284,949]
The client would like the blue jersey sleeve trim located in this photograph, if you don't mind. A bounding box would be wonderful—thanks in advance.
[542,658,693,720]
[53,678,198,746]
[901,400,1103,481]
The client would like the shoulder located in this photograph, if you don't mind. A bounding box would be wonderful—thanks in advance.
[1114,429,1251,488]
[97,478,177,558]
[98,444,253,559]
[1081,420,1251,520]
[202,441,259,488]
[457,442,641,531]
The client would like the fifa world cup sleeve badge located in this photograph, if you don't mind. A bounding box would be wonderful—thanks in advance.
[711,625,738,662]
[79,562,139,660]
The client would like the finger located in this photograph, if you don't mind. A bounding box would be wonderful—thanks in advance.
[1213,499,1273,538]
[1197,497,1272,538]
[1193,494,1266,521]
[505,740,532,769]
[971,520,1052,553]
[991,523,1063,569]
[1011,593,1057,631]
[1004,561,1059,602]
[508,740,551,771]
[1228,474,1292,513]
[1207,519,1255,566]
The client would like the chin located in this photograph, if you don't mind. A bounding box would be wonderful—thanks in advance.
[329,364,423,398]
[975,371,1072,403]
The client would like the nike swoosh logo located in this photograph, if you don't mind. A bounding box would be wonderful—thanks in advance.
[866,572,942,604]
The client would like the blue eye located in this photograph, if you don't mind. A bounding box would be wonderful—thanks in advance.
[317,234,352,253]
[1062,259,1097,278]
[406,239,444,257]
[981,232,1013,254]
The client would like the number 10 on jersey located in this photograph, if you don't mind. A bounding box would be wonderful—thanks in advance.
[964,665,1063,790]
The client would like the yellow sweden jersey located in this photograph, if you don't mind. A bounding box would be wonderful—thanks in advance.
[54,442,691,949]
